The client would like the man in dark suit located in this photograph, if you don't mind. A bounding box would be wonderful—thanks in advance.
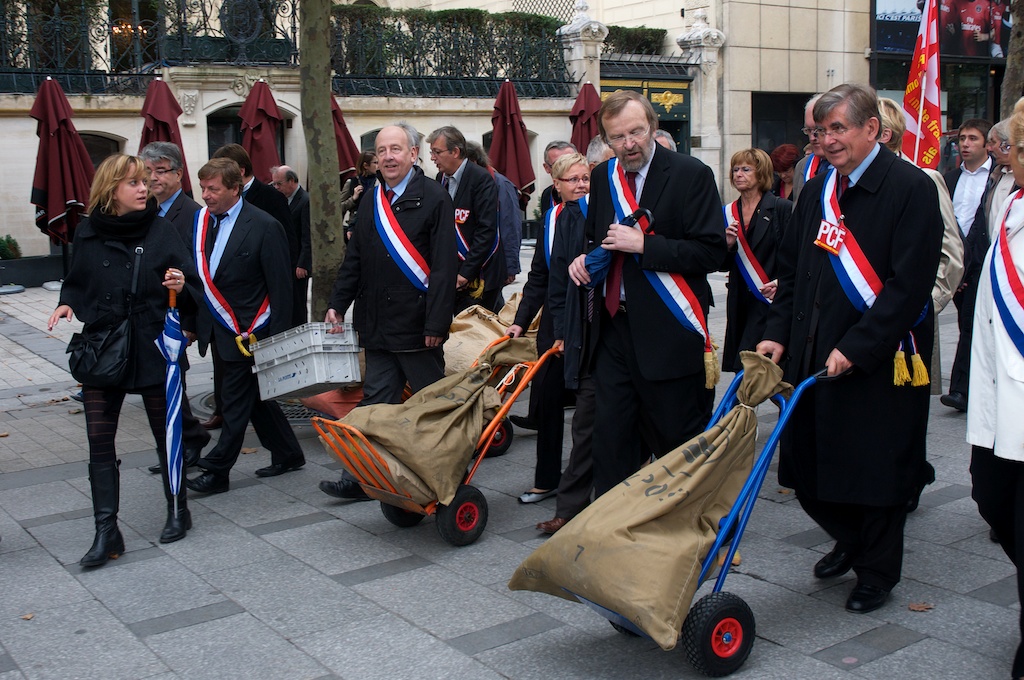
[139,141,210,471]
[319,123,457,500]
[538,141,577,213]
[792,93,831,204]
[185,158,305,494]
[940,118,993,412]
[567,90,726,497]
[426,126,505,312]
[198,144,297,431]
[758,83,942,614]
[271,165,311,326]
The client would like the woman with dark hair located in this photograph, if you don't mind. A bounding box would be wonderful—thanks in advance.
[720,148,791,372]
[48,154,199,567]
[341,151,378,236]
[770,143,799,200]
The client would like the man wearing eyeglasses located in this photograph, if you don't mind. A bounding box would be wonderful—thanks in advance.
[567,90,726,498]
[940,118,994,413]
[983,120,1019,242]
[792,94,831,204]
[758,83,942,614]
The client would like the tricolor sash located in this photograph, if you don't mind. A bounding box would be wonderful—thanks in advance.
[724,200,772,305]
[193,206,271,357]
[578,193,589,218]
[814,169,929,385]
[543,202,564,268]
[991,189,1024,357]
[814,169,882,312]
[455,221,501,267]
[606,159,711,353]
[373,185,429,291]
[803,155,822,183]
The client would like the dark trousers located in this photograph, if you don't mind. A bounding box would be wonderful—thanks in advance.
[198,356,303,475]
[971,445,1024,677]
[797,493,908,591]
[361,348,445,406]
[292,276,309,328]
[591,310,711,496]
[531,353,566,490]
[179,371,210,452]
[949,270,980,395]
[555,374,595,519]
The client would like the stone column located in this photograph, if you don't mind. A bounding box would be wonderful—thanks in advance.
[558,0,608,93]
[676,9,726,182]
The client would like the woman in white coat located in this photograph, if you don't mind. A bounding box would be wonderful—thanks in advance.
[968,96,1024,680]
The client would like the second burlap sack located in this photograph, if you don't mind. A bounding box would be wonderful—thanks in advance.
[508,352,792,650]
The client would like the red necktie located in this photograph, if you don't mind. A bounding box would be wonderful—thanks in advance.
[605,172,639,317]
[839,175,850,198]
[385,188,395,204]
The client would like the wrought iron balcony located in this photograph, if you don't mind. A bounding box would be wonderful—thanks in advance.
[0,1,571,97]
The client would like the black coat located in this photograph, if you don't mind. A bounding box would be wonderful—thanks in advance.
[163,190,201,243]
[547,200,589,389]
[289,186,312,271]
[329,166,458,350]
[585,145,727,381]
[191,200,295,362]
[60,212,199,390]
[720,192,792,371]
[513,204,560,352]
[765,145,942,505]
[245,177,297,267]
[444,161,505,291]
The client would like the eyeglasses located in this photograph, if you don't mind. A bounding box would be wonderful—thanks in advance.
[606,126,650,148]
[429,147,450,157]
[999,142,1012,153]
[812,124,854,139]
[801,127,820,138]
[557,175,590,185]
[149,167,178,176]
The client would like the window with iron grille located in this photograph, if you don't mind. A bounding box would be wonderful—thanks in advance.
[511,0,574,24]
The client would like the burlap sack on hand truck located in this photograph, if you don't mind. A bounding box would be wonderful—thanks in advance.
[341,338,538,506]
[443,292,541,375]
[508,352,792,650]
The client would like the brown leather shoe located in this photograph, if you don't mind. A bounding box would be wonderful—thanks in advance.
[536,517,569,534]
[201,414,223,430]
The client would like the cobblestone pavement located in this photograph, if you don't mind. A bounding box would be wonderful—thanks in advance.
[0,259,1015,680]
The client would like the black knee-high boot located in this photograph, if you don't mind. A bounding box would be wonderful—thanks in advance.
[80,461,125,567]
[158,455,191,544]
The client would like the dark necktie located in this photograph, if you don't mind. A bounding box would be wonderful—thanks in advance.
[816,159,831,177]
[605,171,639,317]
[839,175,850,200]
[204,212,229,260]
[441,175,451,193]
[385,188,395,204]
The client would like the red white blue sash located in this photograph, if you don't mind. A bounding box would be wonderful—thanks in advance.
[193,207,271,354]
[814,169,882,312]
[606,159,711,351]
[991,189,1024,357]
[724,200,772,305]
[373,186,429,291]
[578,193,589,218]
[543,202,564,268]
[803,155,822,183]
[455,220,501,266]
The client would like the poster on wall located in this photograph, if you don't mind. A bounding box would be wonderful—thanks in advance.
[875,0,1009,59]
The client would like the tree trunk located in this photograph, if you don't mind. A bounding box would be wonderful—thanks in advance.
[299,0,345,321]
[1001,4,1024,119]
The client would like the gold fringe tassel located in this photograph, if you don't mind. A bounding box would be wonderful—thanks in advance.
[910,352,930,387]
[235,334,257,358]
[893,350,911,386]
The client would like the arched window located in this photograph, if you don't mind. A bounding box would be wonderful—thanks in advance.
[79,134,121,168]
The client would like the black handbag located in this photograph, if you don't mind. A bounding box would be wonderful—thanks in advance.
[67,246,143,388]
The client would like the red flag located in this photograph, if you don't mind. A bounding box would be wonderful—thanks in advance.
[901,0,942,169]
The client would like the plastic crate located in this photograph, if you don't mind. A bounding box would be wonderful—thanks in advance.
[252,323,361,400]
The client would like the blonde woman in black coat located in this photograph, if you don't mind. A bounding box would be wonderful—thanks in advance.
[48,154,199,567]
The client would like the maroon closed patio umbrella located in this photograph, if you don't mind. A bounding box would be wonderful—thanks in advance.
[570,82,602,156]
[30,76,94,247]
[490,79,535,208]
[331,96,360,183]
[139,77,191,195]
[239,79,282,184]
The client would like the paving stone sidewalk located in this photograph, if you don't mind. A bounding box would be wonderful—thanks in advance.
[0,268,1016,680]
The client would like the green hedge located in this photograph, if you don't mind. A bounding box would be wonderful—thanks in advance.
[604,25,667,55]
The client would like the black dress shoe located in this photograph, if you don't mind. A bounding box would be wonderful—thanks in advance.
[508,415,539,431]
[254,459,305,477]
[814,546,856,579]
[201,414,224,430]
[318,478,370,501]
[147,463,162,474]
[845,583,890,613]
[939,391,968,412]
[185,471,229,494]
[148,447,203,474]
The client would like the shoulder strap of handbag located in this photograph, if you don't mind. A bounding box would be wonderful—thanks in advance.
[126,246,144,307]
